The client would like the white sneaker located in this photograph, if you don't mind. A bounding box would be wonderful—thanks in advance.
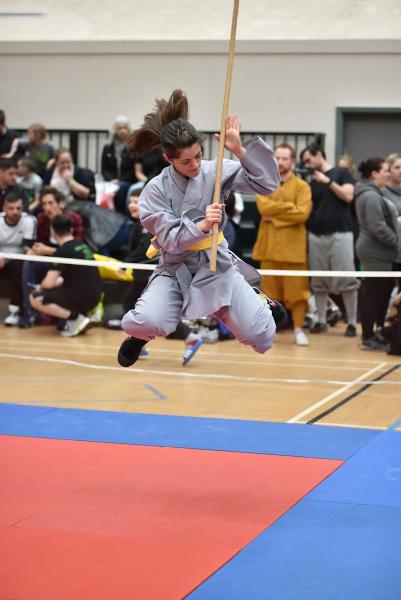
[197,325,219,343]
[4,304,20,326]
[185,332,201,344]
[61,314,91,337]
[294,329,309,346]
[88,293,105,324]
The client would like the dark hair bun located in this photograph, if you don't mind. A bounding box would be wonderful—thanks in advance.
[358,157,384,179]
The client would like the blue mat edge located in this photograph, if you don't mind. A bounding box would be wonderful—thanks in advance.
[0,402,381,460]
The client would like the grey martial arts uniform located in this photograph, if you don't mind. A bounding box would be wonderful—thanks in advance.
[122,137,280,354]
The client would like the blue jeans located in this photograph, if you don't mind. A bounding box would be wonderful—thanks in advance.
[22,260,51,316]
[99,221,132,256]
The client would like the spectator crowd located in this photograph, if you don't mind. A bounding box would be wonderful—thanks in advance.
[0,108,400,354]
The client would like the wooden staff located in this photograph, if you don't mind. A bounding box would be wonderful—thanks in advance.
[210,0,240,272]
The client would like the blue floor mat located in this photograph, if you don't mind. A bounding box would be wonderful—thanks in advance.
[188,500,401,600]
[0,403,379,460]
[0,403,56,430]
[309,430,401,507]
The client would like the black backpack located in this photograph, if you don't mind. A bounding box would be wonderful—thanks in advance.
[383,292,401,355]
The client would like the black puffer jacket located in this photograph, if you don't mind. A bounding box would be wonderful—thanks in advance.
[101,142,138,183]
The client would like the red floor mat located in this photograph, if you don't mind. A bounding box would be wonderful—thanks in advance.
[0,435,342,600]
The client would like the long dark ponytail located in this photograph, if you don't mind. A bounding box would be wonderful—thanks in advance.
[127,89,204,158]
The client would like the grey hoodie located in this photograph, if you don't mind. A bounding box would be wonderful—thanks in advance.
[383,185,401,262]
[355,180,400,270]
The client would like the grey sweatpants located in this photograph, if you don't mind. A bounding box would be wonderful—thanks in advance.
[122,270,276,354]
[308,231,360,294]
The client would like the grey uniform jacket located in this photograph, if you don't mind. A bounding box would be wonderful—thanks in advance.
[355,180,400,271]
[382,185,401,262]
[138,136,279,319]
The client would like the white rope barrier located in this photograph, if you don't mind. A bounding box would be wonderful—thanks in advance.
[1,252,400,278]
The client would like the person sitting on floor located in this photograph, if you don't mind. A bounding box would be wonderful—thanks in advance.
[20,186,84,327]
[0,158,27,212]
[0,191,37,326]
[16,157,43,212]
[15,123,57,178]
[29,214,102,337]
[43,148,95,203]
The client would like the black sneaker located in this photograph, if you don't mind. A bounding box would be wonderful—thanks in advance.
[373,329,385,344]
[56,319,67,331]
[344,324,357,337]
[118,336,148,367]
[327,308,342,327]
[253,287,288,328]
[104,318,122,330]
[310,322,328,334]
[361,336,386,351]
[18,313,37,329]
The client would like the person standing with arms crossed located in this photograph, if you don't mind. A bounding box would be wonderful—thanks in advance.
[253,143,312,345]
[301,143,359,337]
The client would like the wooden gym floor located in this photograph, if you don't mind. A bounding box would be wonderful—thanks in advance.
[1,323,400,431]
[1,321,400,599]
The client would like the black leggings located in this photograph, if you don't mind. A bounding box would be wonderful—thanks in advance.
[0,260,23,307]
[359,276,395,340]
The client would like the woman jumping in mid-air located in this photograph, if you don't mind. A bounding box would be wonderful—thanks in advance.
[117,89,285,367]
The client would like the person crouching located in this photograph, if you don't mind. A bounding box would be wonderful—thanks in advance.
[29,214,102,337]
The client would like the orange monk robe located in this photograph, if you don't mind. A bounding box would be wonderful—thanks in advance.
[252,174,312,324]
[253,174,312,264]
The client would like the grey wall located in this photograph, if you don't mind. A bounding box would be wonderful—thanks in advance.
[1,41,400,163]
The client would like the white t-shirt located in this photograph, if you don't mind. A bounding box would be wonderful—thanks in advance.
[0,212,37,254]
[17,173,43,198]
[50,168,72,197]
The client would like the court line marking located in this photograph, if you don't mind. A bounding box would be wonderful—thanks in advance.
[312,422,387,431]
[307,364,401,424]
[3,337,387,364]
[388,417,401,431]
[287,362,388,423]
[3,338,392,366]
[144,384,167,401]
[1,353,400,387]
[1,342,375,372]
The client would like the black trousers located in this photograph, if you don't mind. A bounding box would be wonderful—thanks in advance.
[0,260,23,308]
[359,276,395,340]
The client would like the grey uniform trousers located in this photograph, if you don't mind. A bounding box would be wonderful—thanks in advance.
[308,231,360,294]
[122,269,276,354]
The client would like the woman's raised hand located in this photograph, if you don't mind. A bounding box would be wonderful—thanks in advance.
[214,115,246,159]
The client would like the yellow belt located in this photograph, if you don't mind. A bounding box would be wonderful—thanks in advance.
[146,231,225,259]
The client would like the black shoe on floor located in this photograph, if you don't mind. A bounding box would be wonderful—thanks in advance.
[56,318,67,331]
[118,336,148,368]
[310,322,328,334]
[344,324,357,337]
[373,329,385,343]
[104,318,122,330]
[253,287,288,328]
[361,336,386,351]
[18,313,37,329]
[327,309,342,327]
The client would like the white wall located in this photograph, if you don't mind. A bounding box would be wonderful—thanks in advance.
[1,41,400,162]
